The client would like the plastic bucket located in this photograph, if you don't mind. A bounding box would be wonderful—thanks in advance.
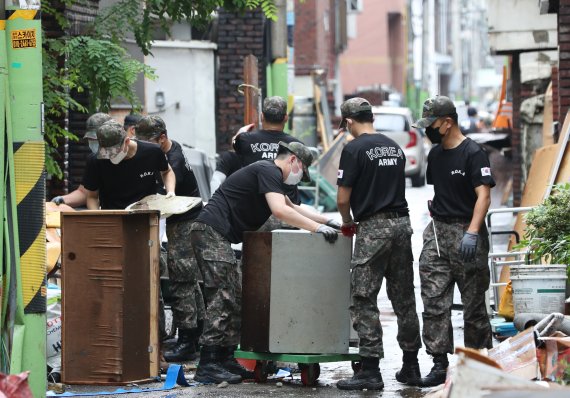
[510,265,568,314]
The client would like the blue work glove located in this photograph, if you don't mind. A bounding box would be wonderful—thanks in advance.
[460,231,478,262]
[51,196,65,205]
[316,224,338,243]
[325,219,342,230]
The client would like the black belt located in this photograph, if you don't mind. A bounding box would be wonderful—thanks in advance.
[433,216,471,224]
[368,211,409,221]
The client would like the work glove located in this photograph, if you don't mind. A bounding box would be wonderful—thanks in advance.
[325,218,342,230]
[460,231,478,262]
[316,224,338,244]
[51,196,65,205]
[165,191,176,199]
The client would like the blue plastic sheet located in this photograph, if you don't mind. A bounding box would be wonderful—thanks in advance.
[47,364,196,397]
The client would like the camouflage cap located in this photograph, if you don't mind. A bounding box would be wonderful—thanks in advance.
[85,113,112,139]
[278,141,313,183]
[96,120,126,160]
[136,116,166,140]
[262,96,287,122]
[339,97,372,129]
[412,95,456,128]
[124,113,142,129]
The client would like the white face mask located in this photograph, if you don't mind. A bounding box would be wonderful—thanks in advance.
[110,143,128,164]
[284,159,304,185]
[88,140,99,154]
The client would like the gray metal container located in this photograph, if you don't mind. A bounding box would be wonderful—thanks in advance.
[241,229,352,354]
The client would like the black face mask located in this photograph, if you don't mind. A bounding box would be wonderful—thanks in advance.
[425,126,442,144]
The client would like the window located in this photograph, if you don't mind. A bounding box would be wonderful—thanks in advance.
[347,0,363,13]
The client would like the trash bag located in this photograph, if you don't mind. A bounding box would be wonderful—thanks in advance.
[498,280,515,321]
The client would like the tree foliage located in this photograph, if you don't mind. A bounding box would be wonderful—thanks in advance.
[42,0,277,178]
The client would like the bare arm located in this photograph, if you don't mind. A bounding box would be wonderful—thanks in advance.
[160,165,176,194]
[61,185,88,207]
[266,192,321,232]
[284,196,328,224]
[337,186,353,223]
[85,188,100,210]
[468,185,491,233]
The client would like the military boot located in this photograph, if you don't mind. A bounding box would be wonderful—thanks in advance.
[395,350,421,386]
[220,345,255,380]
[193,346,242,384]
[163,329,198,362]
[420,354,448,387]
[337,357,384,391]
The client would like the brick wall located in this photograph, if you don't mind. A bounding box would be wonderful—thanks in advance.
[559,1,570,127]
[294,0,337,80]
[216,9,267,151]
[511,55,522,206]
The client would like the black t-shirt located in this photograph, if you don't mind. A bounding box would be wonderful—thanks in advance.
[165,140,203,224]
[83,140,169,209]
[427,138,496,219]
[195,160,285,243]
[234,129,302,204]
[216,151,242,177]
[337,133,408,222]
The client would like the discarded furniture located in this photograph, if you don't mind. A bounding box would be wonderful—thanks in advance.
[61,210,160,384]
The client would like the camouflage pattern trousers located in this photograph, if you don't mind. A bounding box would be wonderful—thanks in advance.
[190,222,241,347]
[351,214,421,358]
[166,219,205,330]
[419,219,493,355]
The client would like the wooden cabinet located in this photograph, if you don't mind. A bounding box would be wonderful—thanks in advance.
[61,210,160,384]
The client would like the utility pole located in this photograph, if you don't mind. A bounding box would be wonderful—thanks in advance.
[2,0,46,396]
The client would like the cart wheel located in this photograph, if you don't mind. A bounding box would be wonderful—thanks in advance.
[351,361,362,373]
[254,360,269,383]
[300,363,320,386]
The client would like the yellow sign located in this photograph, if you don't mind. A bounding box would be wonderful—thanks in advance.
[11,28,36,49]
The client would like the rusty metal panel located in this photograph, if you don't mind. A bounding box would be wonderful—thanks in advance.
[241,232,272,352]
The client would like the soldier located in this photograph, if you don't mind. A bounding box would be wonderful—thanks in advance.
[335,98,422,391]
[233,96,304,206]
[136,116,206,362]
[190,141,339,384]
[412,96,495,387]
[123,113,142,138]
[83,120,175,209]
[51,113,112,207]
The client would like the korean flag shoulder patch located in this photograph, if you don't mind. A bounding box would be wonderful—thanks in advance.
[337,169,344,179]
[481,167,491,177]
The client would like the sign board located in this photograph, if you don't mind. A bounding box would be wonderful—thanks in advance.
[487,0,557,54]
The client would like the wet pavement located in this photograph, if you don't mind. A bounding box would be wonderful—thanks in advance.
[53,181,508,397]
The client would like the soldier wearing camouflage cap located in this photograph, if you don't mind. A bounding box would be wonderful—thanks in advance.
[135,115,206,363]
[50,112,112,207]
[335,97,422,391]
[231,96,329,231]
[190,141,338,384]
[414,95,495,387]
[82,119,175,210]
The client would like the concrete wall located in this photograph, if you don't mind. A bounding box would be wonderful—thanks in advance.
[144,41,217,158]
[339,0,406,95]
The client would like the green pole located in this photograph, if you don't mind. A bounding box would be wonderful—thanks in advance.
[5,2,46,396]
[0,10,8,373]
